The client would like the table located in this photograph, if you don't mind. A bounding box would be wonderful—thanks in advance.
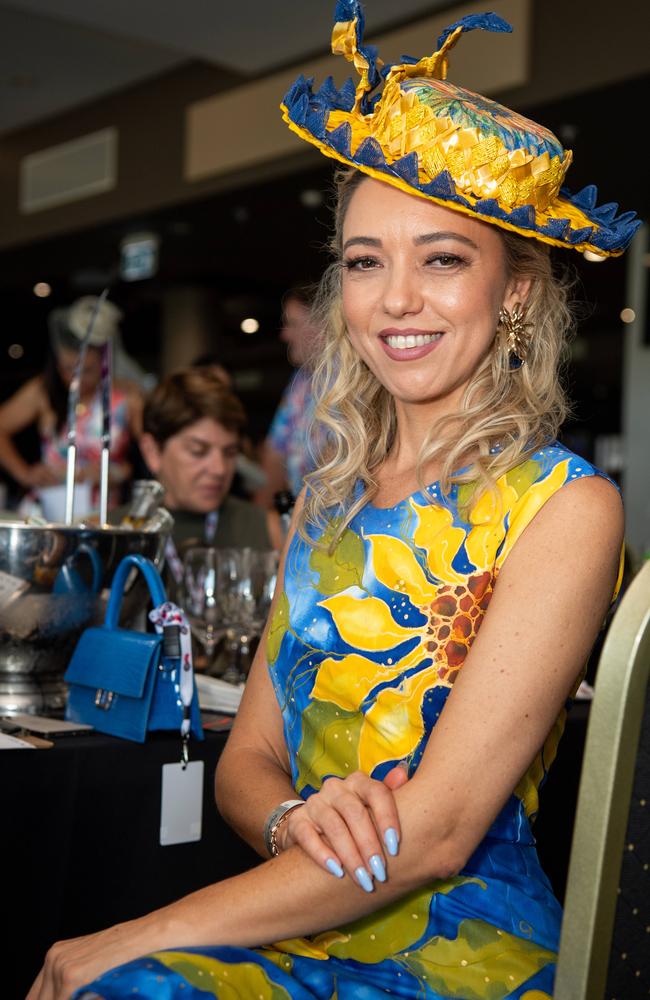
[2,727,258,1000]
[1,703,590,1000]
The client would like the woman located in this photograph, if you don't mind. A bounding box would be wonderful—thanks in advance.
[0,296,142,515]
[29,8,639,999]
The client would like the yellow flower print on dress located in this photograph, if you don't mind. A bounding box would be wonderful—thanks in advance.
[312,511,496,775]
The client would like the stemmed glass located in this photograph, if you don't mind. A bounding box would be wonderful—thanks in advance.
[216,547,279,683]
[181,547,279,682]
[182,546,222,672]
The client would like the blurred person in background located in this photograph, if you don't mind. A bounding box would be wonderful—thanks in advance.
[138,367,282,590]
[255,285,324,507]
[0,295,143,516]
[191,352,267,497]
[189,352,233,390]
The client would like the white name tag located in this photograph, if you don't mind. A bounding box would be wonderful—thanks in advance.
[160,760,204,846]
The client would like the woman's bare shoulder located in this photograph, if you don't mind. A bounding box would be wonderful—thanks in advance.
[532,471,623,545]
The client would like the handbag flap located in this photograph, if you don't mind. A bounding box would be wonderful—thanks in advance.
[64,626,162,698]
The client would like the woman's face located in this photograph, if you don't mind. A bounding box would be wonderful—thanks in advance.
[280,297,321,367]
[56,346,103,396]
[340,178,529,417]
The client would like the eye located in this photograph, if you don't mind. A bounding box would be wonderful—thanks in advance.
[425,253,466,268]
[343,255,380,271]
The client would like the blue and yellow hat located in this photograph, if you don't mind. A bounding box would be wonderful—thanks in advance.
[281,2,640,257]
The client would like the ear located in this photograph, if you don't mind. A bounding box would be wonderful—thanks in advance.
[139,432,163,477]
[503,275,533,312]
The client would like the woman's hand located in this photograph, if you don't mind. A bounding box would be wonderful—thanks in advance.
[75,462,101,486]
[277,765,409,892]
[19,462,61,489]
[26,920,149,1000]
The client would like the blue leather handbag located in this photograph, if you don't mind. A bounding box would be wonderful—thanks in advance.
[64,553,203,744]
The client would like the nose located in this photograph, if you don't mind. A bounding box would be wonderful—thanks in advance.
[206,449,227,478]
[381,259,424,318]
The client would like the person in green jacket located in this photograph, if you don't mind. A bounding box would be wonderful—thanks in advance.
[139,367,281,579]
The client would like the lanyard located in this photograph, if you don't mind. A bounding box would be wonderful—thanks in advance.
[148,601,195,766]
[165,510,220,585]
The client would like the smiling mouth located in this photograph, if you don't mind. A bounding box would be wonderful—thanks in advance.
[383,332,443,350]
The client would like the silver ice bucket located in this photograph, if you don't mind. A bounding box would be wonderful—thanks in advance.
[0,521,168,716]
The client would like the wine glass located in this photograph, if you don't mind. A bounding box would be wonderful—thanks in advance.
[245,549,279,633]
[216,548,279,683]
[182,546,222,671]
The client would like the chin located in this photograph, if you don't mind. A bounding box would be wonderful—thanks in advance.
[193,494,223,513]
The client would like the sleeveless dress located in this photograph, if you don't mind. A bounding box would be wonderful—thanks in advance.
[75,442,621,1000]
[41,386,132,510]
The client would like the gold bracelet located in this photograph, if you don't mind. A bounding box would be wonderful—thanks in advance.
[264,799,304,856]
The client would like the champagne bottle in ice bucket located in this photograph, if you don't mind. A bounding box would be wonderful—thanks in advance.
[120,480,165,529]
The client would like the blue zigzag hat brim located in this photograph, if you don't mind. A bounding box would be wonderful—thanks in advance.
[281,94,641,258]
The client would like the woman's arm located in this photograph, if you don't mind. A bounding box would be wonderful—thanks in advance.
[0,377,59,487]
[30,475,624,999]
[217,489,403,868]
[215,632,297,854]
[254,441,289,508]
[215,490,306,852]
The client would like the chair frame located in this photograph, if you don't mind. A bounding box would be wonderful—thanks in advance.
[554,559,650,999]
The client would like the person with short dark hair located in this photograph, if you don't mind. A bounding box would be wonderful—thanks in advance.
[139,367,281,563]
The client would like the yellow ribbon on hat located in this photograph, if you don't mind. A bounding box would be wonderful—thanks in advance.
[324,14,572,217]
[332,17,383,113]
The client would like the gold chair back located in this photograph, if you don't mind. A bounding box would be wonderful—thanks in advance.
[554,559,650,998]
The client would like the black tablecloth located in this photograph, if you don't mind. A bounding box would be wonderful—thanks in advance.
[2,727,258,1000]
[1,703,589,1000]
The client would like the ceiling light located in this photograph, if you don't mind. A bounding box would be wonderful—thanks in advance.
[620,308,636,324]
[583,250,606,263]
[300,188,324,208]
[240,317,259,334]
[33,281,51,297]
[8,343,24,359]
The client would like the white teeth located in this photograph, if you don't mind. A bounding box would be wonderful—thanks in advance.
[385,333,442,350]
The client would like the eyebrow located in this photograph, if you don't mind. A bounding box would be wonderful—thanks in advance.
[342,231,479,252]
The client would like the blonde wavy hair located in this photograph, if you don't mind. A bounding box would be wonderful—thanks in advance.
[301,168,575,541]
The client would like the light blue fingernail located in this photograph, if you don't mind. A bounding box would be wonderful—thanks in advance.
[384,828,399,857]
[326,858,344,878]
[354,866,374,893]
[369,854,386,882]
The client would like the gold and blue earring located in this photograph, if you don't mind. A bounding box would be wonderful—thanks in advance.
[498,303,531,371]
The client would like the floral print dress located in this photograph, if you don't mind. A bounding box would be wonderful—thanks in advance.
[76,442,620,1000]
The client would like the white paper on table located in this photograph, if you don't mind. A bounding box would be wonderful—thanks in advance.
[0,733,36,749]
[195,674,245,713]
[575,680,595,701]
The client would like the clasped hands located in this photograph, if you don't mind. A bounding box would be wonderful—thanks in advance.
[275,764,409,892]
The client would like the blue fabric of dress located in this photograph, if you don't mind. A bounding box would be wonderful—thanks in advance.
[75,443,620,999]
